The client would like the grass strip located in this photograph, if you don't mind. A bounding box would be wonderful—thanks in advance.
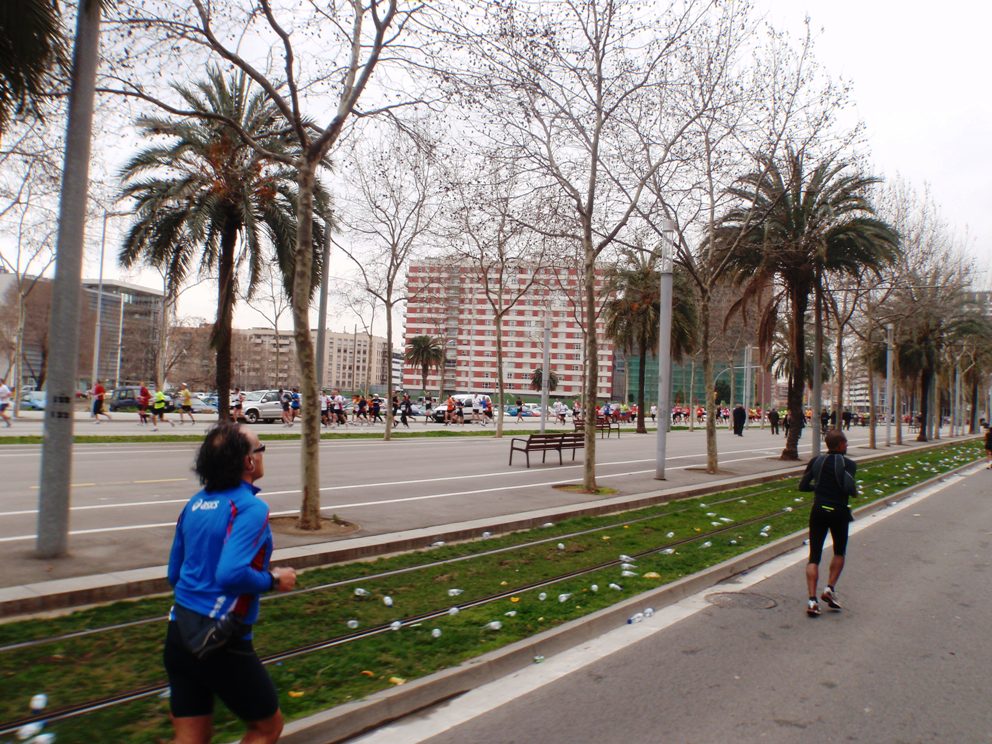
[0,441,980,742]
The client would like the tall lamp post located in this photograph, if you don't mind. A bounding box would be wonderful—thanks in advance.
[885,323,893,447]
[655,219,676,480]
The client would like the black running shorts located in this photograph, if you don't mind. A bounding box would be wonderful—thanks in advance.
[163,621,278,721]
[807,502,851,564]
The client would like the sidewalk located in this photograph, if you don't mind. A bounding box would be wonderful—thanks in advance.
[0,430,972,618]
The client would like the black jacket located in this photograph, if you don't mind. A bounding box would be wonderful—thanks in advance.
[798,453,857,507]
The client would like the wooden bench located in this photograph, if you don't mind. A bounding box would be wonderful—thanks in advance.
[509,433,584,468]
[574,417,620,439]
[559,432,585,461]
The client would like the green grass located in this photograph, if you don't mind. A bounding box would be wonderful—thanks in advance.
[0,441,980,742]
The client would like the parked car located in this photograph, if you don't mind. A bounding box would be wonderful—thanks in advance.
[432,394,494,422]
[20,390,46,410]
[108,386,174,412]
[187,397,217,415]
[241,389,286,423]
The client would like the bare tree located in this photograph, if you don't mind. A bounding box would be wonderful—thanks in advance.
[334,128,443,440]
[240,258,290,382]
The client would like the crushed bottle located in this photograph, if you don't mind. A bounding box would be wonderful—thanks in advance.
[557,593,572,603]
[447,588,464,597]
[346,619,360,629]
[353,588,369,597]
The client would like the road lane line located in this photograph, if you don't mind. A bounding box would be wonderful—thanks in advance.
[134,478,188,484]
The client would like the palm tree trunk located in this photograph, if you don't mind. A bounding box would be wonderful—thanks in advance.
[214,216,237,421]
[782,282,809,460]
[293,159,322,530]
[636,336,647,434]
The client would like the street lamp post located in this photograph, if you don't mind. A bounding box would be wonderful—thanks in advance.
[540,304,551,434]
[655,219,676,480]
[885,323,893,447]
[90,209,112,387]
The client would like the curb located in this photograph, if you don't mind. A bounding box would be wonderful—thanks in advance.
[277,456,981,744]
[0,437,975,618]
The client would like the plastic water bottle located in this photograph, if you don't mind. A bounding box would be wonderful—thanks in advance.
[383,596,393,607]
[481,531,492,538]
[619,554,634,562]
[706,512,716,517]
[389,621,402,631]
[353,588,369,597]
[729,539,738,545]
[447,588,464,597]
[346,619,359,629]
[784,506,793,512]
[557,593,572,603]
[761,525,772,532]
[431,628,442,638]
[538,592,547,601]
[557,543,566,550]
[590,584,599,592]
[621,570,637,577]
[665,531,675,538]
[700,541,712,548]
[505,610,517,617]
[448,607,460,615]
[711,521,721,526]
[533,655,545,664]
[31,734,55,744]
[620,563,637,570]
[627,612,644,624]
[643,607,655,618]
[660,548,674,555]
[608,583,622,591]
[542,522,554,528]
[30,694,47,713]
[17,722,43,740]
[485,621,503,630]
[720,517,733,523]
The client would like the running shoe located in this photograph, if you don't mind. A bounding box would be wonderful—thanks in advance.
[821,587,842,610]
[806,599,821,617]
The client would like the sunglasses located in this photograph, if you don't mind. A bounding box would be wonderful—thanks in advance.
[252,445,266,454]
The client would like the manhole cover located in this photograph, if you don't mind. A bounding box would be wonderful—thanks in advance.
[705,591,778,610]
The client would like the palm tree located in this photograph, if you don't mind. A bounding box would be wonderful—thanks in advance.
[405,335,444,397]
[722,149,899,459]
[119,69,329,419]
[0,0,68,133]
[605,254,699,433]
[529,367,559,392]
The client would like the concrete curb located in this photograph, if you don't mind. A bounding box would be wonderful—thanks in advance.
[276,456,980,744]
[0,437,973,618]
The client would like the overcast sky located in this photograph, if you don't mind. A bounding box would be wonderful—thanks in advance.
[117,0,991,333]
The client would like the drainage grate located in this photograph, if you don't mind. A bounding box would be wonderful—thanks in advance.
[705,591,778,610]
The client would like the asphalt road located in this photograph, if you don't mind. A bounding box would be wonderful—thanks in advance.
[358,465,992,744]
[0,423,891,584]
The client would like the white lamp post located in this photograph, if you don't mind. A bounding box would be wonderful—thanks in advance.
[655,219,676,480]
[885,323,893,447]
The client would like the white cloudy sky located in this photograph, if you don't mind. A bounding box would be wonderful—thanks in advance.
[112,0,991,333]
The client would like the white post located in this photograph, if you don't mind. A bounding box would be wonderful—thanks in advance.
[742,345,751,429]
[114,291,124,387]
[655,220,676,480]
[90,209,109,386]
[885,323,893,447]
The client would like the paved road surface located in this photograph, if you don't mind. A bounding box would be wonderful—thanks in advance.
[353,465,991,744]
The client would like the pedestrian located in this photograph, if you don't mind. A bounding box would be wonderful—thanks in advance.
[400,394,412,428]
[471,394,481,424]
[984,425,992,469]
[153,388,175,430]
[138,382,152,427]
[515,396,524,424]
[445,395,455,425]
[231,388,245,423]
[799,429,858,617]
[424,395,433,424]
[178,383,196,425]
[290,388,301,422]
[370,395,383,424]
[91,379,112,423]
[163,423,296,743]
[767,407,780,435]
[732,403,746,436]
[0,377,11,428]
[279,388,292,426]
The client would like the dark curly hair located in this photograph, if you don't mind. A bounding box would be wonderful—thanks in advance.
[194,423,251,492]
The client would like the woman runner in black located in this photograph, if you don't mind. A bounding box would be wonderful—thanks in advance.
[798,429,857,616]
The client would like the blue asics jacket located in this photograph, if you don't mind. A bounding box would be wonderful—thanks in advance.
[167,481,273,632]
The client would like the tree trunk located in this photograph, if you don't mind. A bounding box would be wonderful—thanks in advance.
[931,369,940,440]
[701,293,718,473]
[834,312,844,419]
[782,281,809,460]
[867,370,876,449]
[14,292,26,417]
[495,312,505,438]
[582,249,598,491]
[384,300,394,441]
[293,159,322,530]
[894,344,903,445]
[214,216,238,422]
[969,378,979,433]
[688,358,695,433]
[636,336,647,434]
[917,368,931,442]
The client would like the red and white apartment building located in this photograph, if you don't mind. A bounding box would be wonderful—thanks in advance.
[402,260,615,399]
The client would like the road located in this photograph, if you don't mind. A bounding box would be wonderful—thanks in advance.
[354,464,992,744]
[0,423,896,584]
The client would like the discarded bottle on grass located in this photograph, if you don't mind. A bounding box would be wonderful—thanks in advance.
[557,593,572,603]
[32,735,55,744]
[448,607,460,616]
[665,531,675,538]
[620,563,637,570]
[389,621,402,631]
[505,610,517,617]
[346,619,360,629]
[557,543,565,550]
[590,584,599,592]
[761,525,772,532]
[627,612,644,624]
[619,554,634,562]
[30,694,47,713]
[660,548,675,555]
[538,592,548,601]
[447,588,464,597]
[621,570,637,577]
[700,541,712,548]
[18,722,44,740]
[431,628,442,639]
[353,588,369,597]
[485,621,503,630]
[608,583,622,591]
[383,596,394,607]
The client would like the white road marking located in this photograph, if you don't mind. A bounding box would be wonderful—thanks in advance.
[350,463,983,744]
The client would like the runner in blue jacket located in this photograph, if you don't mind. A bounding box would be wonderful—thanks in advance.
[164,423,296,744]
